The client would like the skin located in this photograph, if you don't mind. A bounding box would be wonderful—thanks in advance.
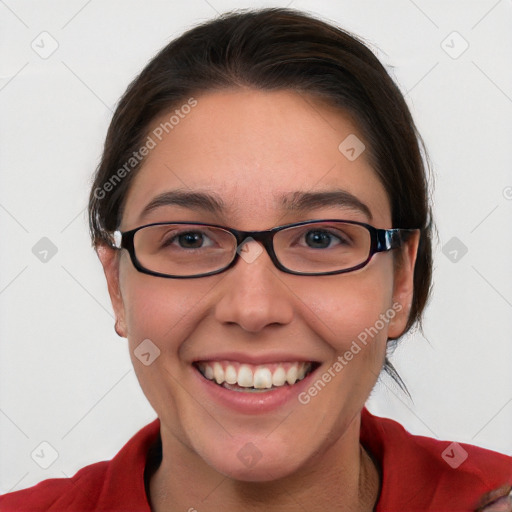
[98,88,419,511]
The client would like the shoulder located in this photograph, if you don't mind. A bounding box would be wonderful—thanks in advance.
[361,408,512,511]
[0,462,108,511]
[0,419,160,512]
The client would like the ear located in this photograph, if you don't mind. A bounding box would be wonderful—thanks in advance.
[96,243,128,338]
[387,231,420,339]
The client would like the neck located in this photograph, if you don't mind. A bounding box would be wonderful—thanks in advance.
[147,419,380,512]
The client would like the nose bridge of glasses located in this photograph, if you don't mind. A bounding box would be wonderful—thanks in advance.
[231,228,278,265]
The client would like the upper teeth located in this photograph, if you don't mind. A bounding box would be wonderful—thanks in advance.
[197,361,312,389]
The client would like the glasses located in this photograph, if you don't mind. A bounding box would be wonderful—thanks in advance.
[111,220,419,278]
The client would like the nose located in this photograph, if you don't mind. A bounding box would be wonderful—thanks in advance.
[213,239,294,333]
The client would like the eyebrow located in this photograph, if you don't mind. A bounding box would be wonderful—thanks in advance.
[139,188,373,221]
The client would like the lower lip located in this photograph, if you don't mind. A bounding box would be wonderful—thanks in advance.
[192,365,319,414]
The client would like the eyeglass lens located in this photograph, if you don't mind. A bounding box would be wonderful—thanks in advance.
[132,222,372,277]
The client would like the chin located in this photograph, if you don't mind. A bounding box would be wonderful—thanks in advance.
[212,456,303,483]
[196,436,308,483]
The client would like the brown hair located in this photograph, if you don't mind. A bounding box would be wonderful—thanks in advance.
[88,7,434,393]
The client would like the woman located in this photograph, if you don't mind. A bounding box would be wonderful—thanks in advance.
[1,7,510,512]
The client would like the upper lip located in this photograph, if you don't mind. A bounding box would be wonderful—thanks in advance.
[192,352,321,365]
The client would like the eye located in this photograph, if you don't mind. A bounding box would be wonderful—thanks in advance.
[161,229,214,250]
[302,228,351,249]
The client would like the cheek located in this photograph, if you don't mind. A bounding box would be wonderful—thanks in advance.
[119,260,207,356]
[299,256,396,352]
[124,283,200,343]
[119,271,213,415]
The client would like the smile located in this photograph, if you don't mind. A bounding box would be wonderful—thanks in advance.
[195,360,318,392]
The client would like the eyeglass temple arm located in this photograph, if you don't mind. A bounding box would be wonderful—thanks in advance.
[111,230,123,249]
[376,228,419,252]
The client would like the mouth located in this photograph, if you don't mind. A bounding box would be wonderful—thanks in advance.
[194,360,320,393]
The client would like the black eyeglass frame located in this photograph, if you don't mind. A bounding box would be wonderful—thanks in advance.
[111,219,419,279]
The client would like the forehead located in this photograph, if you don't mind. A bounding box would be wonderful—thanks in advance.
[121,88,391,229]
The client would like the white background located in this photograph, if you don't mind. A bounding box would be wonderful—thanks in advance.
[1,0,511,492]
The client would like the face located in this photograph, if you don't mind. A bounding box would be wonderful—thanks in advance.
[99,89,418,481]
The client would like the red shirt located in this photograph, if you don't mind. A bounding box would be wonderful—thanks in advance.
[1,408,511,511]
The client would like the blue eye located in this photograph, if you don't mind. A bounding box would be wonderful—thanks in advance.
[303,229,350,249]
